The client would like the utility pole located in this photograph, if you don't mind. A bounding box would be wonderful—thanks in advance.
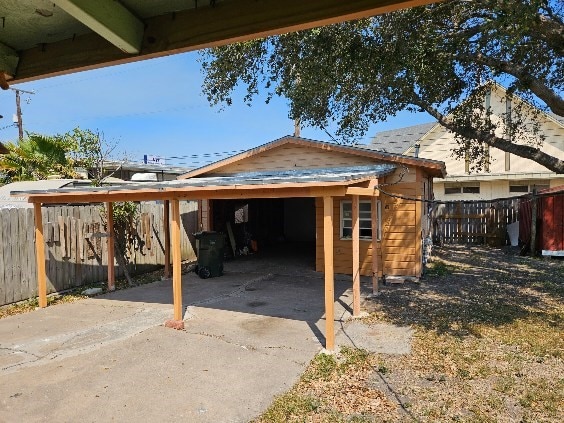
[10,87,35,141]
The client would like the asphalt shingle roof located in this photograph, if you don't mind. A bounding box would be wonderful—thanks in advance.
[363,122,437,155]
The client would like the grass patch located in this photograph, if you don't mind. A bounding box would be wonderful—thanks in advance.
[0,293,86,319]
[254,348,398,422]
[259,393,321,422]
[324,246,564,422]
[424,259,457,277]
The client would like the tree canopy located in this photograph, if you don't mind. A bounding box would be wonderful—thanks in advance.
[0,134,75,183]
[0,128,121,185]
[200,0,564,173]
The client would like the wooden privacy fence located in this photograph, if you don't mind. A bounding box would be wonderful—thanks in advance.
[0,201,198,307]
[432,198,520,246]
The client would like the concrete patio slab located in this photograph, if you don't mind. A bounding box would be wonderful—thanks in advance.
[0,253,357,422]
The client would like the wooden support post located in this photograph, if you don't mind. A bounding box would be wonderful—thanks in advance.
[33,203,47,308]
[351,195,360,316]
[163,200,171,279]
[171,199,183,321]
[323,196,335,351]
[371,196,379,294]
[106,202,115,291]
[530,189,537,256]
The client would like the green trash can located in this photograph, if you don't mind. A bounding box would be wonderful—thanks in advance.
[193,231,225,279]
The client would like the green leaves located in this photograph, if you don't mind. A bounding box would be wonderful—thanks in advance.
[0,133,75,183]
[200,0,563,170]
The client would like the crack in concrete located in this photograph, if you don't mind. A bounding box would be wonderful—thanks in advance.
[0,307,170,375]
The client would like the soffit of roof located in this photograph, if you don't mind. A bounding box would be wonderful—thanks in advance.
[1,0,196,51]
[180,135,446,179]
[1,0,437,84]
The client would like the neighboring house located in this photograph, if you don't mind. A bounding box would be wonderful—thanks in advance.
[82,160,192,182]
[179,135,445,278]
[0,179,90,208]
[367,84,564,201]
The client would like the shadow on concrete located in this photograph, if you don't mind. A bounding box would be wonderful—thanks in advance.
[89,242,354,347]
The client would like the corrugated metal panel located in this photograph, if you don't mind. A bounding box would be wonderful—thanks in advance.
[12,165,397,196]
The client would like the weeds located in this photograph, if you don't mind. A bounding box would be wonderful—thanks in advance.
[256,245,564,422]
[0,293,85,319]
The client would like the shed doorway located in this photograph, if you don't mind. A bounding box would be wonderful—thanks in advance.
[210,197,316,266]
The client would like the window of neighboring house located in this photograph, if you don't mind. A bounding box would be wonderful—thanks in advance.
[341,200,382,241]
[509,184,529,193]
[509,182,550,193]
[445,183,480,194]
[444,184,461,195]
[462,185,480,194]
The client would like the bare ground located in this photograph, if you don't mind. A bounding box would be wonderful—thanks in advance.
[257,245,564,422]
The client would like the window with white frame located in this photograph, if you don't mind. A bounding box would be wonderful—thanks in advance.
[340,200,382,241]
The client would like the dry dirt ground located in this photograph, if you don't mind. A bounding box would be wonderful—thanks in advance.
[256,245,564,422]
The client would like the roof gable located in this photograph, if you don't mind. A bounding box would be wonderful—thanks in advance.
[410,85,564,176]
[179,136,445,179]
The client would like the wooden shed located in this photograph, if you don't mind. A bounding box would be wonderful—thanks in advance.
[519,186,564,255]
[180,136,446,279]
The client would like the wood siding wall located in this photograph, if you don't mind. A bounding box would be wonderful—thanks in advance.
[0,201,198,307]
[315,169,425,277]
[207,144,376,175]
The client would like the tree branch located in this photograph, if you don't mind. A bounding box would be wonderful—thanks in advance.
[469,53,564,117]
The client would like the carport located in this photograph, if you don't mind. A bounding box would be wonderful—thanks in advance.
[13,164,394,350]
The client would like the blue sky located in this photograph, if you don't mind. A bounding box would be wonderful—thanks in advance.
[0,51,432,168]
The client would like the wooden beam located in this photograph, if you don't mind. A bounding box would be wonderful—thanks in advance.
[346,187,379,196]
[52,0,144,53]
[0,42,19,79]
[414,177,423,277]
[106,202,115,291]
[163,200,171,279]
[24,185,349,204]
[171,199,183,321]
[323,196,335,351]
[33,203,47,308]
[13,0,436,83]
[371,196,380,294]
[351,195,361,316]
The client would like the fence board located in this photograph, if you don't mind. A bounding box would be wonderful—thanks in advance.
[0,201,198,306]
[432,199,520,245]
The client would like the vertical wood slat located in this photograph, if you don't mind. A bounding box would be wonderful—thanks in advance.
[0,210,5,305]
[351,195,360,317]
[10,209,19,302]
[323,196,335,351]
[434,199,521,246]
[164,200,171,278]
[0,201,198,307]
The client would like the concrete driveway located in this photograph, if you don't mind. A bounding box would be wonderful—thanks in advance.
[0,249,360,422]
